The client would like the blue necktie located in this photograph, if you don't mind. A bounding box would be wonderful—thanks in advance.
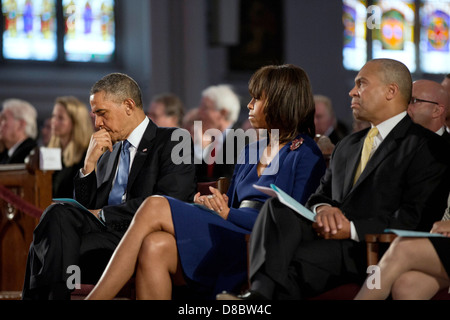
[108,140,131,205]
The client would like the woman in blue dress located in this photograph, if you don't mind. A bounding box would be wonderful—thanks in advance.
[86,64,327,300]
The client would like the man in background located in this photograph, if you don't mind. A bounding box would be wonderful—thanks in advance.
[314,95,348,145]
[0,99,38,164]
[408,79,449,143]
[147,93,184,128]
[196,84,242,182]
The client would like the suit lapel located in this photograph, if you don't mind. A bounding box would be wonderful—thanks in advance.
[342,132,366,196]
[127,121,157,190]
[351,115,411,191]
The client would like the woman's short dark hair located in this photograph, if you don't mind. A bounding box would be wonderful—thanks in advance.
[248,64,316,143]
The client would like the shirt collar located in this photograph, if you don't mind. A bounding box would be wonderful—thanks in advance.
[126,117,149,149]
[436,126,446,136]
[372,111,407,141]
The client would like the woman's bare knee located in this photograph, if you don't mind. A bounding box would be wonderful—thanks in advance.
[138,232,178,272]
[133,196,171,230]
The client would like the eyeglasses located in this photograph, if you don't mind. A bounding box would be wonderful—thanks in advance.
[410,97,439,105]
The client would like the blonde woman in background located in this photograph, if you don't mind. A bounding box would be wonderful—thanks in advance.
[48,96,94,198]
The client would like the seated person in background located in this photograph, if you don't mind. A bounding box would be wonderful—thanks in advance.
[407,79,449,143]
[146,92,185,128]
[218,58,450,300]
[196,84,242,182]
[39,117,52,147]
[85,64,326,300]
[22,72,196,300]
[441,74,450,131]
[0,99,38,164]
[314,95,348,145]
[354,218,450,300]
[314,135,334,168]
[47,96,94,198]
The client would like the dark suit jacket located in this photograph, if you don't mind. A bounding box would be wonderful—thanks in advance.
[307,115,450,238]
[0,138,37,164]
[73,120,197,233]
[52,152,86,198]
[441,130,450,145]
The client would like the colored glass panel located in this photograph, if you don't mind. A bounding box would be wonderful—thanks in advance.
[63,0,115,62]
[420,0,450,73]
[372,0,416,72]
[2,0,57,61]
[343,0,368,71]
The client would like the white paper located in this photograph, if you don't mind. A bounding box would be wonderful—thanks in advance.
[253,184,316,222]
[384,229,446,238]
[39,147,62,171]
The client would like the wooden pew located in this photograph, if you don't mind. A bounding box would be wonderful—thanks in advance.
[0,156,53,295]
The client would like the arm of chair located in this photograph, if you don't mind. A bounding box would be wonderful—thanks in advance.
[365,233,397,266]
[217,177,230,194]
[197,177,230,195]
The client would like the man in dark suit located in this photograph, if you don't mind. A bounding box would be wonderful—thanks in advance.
[22,73,197,300]
[218,59,450,300]
[0,99,38,164]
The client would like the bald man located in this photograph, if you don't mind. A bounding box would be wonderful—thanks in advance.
[408,80,450,143]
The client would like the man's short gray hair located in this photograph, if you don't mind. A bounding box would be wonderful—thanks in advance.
[2,99,38,139]
[202,85,241,124]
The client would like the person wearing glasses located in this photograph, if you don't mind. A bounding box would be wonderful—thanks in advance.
[408,80,450,144]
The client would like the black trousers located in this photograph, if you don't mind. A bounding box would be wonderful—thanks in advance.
[22,203,122,300]
[248,198,367,299]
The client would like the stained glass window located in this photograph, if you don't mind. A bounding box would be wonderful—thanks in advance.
[2,0,57,61]
[372,0,416,72]
[343,0,368,71]
[63,0,115,62]
[1,0,115,63]
[420,0,450,74]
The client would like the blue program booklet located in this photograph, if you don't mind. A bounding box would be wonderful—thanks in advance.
[53,198,105,226]
[384,228,446,238]
[253,184,316,222]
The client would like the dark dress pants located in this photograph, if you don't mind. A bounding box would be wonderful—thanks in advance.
[249,198,367,299]
[22,203,121,300]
